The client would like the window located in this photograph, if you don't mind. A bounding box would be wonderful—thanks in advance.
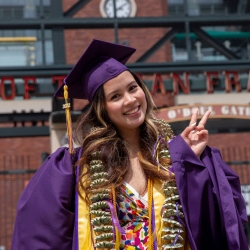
[0,29,54,66]
[0,0,51,19]
[168,0,227,16]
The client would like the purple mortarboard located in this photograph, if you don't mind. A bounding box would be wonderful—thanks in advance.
[55,39,136,102]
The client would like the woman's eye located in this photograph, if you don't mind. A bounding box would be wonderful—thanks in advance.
[111,94,119,100]
[129,85,138,91]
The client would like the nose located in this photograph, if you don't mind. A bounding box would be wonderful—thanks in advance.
[123,92,136,106]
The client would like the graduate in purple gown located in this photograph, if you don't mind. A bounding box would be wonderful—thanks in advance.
[11,40,248,250]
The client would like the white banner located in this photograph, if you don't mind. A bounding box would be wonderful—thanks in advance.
[241,185,250,216]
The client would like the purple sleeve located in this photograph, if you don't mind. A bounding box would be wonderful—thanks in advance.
[168,135,248,250]
[11,147,76,250]
[210,147,248,223]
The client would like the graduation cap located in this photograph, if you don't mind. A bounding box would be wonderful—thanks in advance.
[55,39,136,102]
[55,39,136,155]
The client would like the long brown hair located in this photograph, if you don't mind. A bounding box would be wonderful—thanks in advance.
[75,71,172,201]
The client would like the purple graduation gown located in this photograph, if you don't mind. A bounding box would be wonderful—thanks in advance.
[11,147,76,250]
[168,135,248,250]
[11,136,248,250]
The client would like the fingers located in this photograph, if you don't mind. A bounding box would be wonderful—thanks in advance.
[183,109,210,138]
[183,109,201,137]
[181,122,196,138]
[189,109,199,126]
[198,110,211,127]
[189,109,211,127]
[195,124,204,131]
[196,129,208,137]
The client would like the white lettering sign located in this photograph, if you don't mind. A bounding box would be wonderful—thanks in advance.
[156,104,250,122]
[241,185,250,216]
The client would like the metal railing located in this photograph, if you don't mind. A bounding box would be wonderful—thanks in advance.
[0,150,250,249]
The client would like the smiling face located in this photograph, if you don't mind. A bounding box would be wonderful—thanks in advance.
[103,71,147,136]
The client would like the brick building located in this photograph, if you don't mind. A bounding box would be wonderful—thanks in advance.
[0,0,250,249]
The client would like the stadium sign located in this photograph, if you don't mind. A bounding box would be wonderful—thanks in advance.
[0,71,249,100]
[156,104,250,122]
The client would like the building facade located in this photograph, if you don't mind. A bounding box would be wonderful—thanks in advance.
[0,0,250,248]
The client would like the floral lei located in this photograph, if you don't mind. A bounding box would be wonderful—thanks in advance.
[88,118,185,250]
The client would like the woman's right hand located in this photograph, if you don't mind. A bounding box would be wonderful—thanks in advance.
[180,109,211,158]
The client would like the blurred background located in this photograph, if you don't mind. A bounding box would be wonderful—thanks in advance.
[0,0,250,249]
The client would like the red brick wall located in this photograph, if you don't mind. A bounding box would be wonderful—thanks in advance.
[0,137,50,168]
[70,0,168,18]
[0,132,247,170]
[209,132,250,185]
[0,136,50,249]
[65,27,171,64]
[209,132,250,149]
[63,0,171,65]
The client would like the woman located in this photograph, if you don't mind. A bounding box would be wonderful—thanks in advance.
[11,40,248,250]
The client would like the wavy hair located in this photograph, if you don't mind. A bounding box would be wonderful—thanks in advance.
[75,72,172,202]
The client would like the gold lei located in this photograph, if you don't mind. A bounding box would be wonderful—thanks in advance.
[88,118,185,250]
[153,118,185,250]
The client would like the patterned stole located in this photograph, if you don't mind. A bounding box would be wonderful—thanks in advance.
[76,178,189,249]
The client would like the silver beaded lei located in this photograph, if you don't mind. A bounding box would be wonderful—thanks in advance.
[153,118,185,250]
[89,151,115,249]
[161,180,185,250]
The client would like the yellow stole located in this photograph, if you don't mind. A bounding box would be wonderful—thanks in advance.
[77,179,189,249]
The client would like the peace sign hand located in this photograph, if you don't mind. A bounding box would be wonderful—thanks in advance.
[180,109,211,158]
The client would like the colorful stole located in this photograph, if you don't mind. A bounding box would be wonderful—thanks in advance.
[76,178,189,249]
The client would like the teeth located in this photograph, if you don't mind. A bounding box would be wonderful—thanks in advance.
[124,107,139,115]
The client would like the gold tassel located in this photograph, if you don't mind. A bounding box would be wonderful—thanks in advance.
[112,187,120,249]
[148,178,154,250]
[63,85,74,154]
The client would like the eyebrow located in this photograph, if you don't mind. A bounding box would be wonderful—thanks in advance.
[105,80,137,99]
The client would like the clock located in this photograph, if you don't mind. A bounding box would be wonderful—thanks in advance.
[99,0,137,18]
